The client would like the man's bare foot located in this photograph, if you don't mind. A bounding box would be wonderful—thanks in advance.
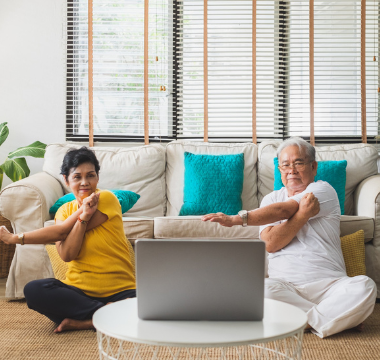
[304,324,312,333]
[54,318,94,333]
[353,322,364,332]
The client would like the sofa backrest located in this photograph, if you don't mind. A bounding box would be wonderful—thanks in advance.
[43,143,166,217]
[258,141,378,215]
[166,140,258,216]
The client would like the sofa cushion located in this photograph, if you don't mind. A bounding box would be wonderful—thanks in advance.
[43,143,166,217]
[258,141,378,215]
[340,230,366,277]
[180,152,245,215]
[166,140,258,216]
[274,158,347,215]
[44,216,153,245]
[154,216,260,239]
[340,215,374,243]
[45,234,136,281]
[45,244,68,280]
[49,190,140,215]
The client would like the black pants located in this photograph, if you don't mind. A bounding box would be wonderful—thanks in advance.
[24,278,136,324]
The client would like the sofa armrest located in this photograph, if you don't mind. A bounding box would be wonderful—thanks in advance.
[354,174,380,298]
[0,172,64,233]
[354,174,380,217]
[354,174,380,243]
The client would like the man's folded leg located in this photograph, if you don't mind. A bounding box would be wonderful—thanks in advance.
[306,275,377,338]
[265,278,315,312]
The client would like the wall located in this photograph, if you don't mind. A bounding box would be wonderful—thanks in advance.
[0,0,66,188]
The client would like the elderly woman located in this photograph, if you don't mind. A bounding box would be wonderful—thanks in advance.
[0,147,136,332]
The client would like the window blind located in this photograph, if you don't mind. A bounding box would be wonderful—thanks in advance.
[65,0,379,143]
[175,0,283,141]
[285,0,379,143]
[65,0,170,142]
[366,0,379,139]
[257,0,284,140]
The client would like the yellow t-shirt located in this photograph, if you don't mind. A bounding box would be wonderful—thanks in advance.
[55,190,136,297]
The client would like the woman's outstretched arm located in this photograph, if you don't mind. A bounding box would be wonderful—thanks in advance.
[0,193,99,246]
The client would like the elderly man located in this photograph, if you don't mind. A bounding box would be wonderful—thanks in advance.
[202,137,377,338]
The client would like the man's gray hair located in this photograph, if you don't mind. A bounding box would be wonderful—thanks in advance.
[277,137,316,162]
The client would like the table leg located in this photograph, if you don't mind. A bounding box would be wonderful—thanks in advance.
[97,330,304,360]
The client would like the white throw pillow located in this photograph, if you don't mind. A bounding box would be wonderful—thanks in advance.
[43,143,166,217]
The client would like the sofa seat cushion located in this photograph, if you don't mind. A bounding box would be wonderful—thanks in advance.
[165,141,258,216]
[44,216,154,245]
[154,216,260,239]
[340,215,374,243]
[43,143,166,217]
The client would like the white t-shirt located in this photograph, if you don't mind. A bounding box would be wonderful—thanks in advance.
[259,181,346,285]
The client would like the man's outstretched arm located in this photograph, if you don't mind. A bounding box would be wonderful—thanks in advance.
[261,193,320,253]
[201,199,300,227]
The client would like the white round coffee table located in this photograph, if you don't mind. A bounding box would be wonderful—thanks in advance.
[93,298,307,360]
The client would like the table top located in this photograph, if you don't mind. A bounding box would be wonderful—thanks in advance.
[93,298,307,347]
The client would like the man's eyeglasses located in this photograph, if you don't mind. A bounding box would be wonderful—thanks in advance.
[278,161,312,173]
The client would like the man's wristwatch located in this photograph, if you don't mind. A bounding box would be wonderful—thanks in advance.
[238,210,248,227]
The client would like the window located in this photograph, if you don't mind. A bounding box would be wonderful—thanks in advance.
[175,0,284,141]
[66,0,379,143]
[284,0,379,143]
[66,0,170,141]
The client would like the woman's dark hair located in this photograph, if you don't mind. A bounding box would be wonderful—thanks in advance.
[60,147,100,177]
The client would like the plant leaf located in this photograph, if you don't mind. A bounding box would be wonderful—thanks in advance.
[8,141,47,159]
[0,122,9,147]
[2,158,30,182]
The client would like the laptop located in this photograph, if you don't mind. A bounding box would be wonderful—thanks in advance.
[135,239,265,321]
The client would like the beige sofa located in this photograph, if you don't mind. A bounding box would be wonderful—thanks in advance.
[1,140,379,299]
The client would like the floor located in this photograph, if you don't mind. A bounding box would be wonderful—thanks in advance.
[0,278,6,299]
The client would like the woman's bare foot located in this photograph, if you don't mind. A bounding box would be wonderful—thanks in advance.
[54,318,94,333]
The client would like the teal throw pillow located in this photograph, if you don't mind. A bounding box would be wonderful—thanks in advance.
[49,193,75,214]
[273,158,347,215]
[111,190,140,214]
[179,152,244,216]
[49,190,140,215]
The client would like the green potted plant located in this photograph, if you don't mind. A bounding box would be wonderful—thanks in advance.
[0,121,47,278]
[0,122,47,190]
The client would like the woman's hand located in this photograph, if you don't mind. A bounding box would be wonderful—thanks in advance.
[80,192,100,222]
[0,226,18,245]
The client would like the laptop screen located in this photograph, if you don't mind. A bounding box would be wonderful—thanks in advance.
[136,239,265,321]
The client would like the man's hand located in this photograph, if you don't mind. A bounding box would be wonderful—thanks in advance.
[0,226,18,245]
[80,192,100,221]
[299,192,320,220]
[201,212,237,227]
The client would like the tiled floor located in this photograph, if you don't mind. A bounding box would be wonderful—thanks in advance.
[0,278,6,299]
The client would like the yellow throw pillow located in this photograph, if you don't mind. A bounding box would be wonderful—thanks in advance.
[340,230,366,277]
[45,244,68,281]
[45,238,136,281]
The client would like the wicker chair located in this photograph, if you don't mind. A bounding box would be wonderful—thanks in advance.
[0,216,15,278]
